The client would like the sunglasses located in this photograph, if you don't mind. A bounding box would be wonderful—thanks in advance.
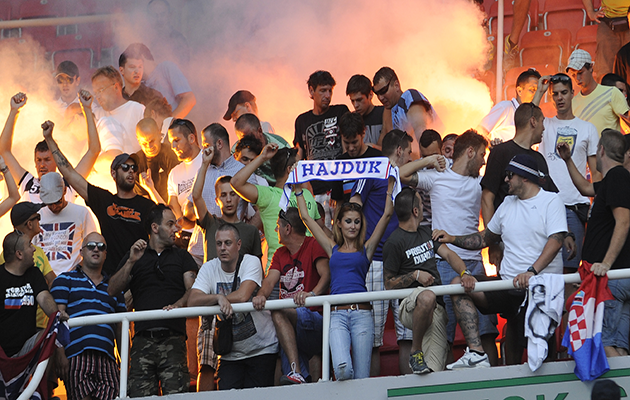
[119,163,139,172]
[27,214,41,223]
[169,118,195,135]
[83,241,107,252]
[550,74,571,84]
[278,209,290,224]
[56,76,75,85]
[506,171,516,179]
[373,78,393,96]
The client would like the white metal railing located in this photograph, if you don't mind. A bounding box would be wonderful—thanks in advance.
[18,269,630,400]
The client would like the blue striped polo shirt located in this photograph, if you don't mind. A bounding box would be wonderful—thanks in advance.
[51,267,126,359]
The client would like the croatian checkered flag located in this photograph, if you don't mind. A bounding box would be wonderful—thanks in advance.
[562,262,614,381]
[0,313,69,400]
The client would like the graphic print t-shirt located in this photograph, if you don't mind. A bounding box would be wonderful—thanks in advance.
[294,104,350,194]
[0,265,48,357]
[86,184,156,276]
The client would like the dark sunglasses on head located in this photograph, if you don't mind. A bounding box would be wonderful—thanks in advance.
[278,209,290,223]
[119,163,138,172]
[550,74,571,84]
[83,241,107,252]
[373,78,393,96]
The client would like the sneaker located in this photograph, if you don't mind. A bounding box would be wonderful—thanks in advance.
[446,347,491,370]
[409,350,431,374]
[503,34,519,72]
[280,362,306,385]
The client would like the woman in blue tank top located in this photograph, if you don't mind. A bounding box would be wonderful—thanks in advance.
[294,177,395,380]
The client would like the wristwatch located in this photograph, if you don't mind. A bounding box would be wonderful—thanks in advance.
[566,232,576,240]
[460,269,472,277]
[527,266,538,275]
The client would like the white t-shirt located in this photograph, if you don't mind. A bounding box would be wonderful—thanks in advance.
[192,254,278,361]
[538,116,599,205]
[478,98,519,142]
[415,168,482,261]
[161,116,173,142]
[34,202,98,275]
[94,101,145,154]
[487,189,567,280]
[167,151,202,210]
[19,171,78,203]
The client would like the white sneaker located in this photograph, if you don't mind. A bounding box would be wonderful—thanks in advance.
[446,347,490,370]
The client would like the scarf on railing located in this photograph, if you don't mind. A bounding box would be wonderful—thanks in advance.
[280,157,401,210]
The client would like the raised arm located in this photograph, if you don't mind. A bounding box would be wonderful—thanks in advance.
[74,90,101,178]
[557,142,595,197]
[398,154,447,186]
[532,76,550,106]
[294,186,335,256]
[139,169,166,204]
[588,155,602,182]
[108,239,147,296]
[0,93,28,180]
[192,147,212,220]
[365,177,395,260]
[0,155,20,217]
[42,121,89,200]
[231,143,278,204]
[433,228,502,250]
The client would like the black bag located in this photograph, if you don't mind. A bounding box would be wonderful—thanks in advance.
[212,254,243,356]
[604,16,629,32]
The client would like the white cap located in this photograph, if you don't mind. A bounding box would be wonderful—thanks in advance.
[566,49,593,72]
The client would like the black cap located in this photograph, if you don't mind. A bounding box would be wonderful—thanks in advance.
[505,154,542,184]
[55,60,79,78]
[111,153,140,171]
[10,202,44,227]
[223,90,256,120]
[591,379,621,400]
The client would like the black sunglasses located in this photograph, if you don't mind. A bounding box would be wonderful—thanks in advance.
[119,163,139,173]
[83,241,107,252]
[506,171,516,179]
[373,78,393,96]
[169,118,195,136]
[154,262,165,280]
[27,214,41,223]
[56,76,75,85]
[278,209,290,224]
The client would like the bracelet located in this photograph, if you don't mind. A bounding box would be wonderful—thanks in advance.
[415,270,420,281]
[460,269,472,277]
[295,191,303,197]
[566,232,576,240]
[309,291,315,296]
[527,266,538,275]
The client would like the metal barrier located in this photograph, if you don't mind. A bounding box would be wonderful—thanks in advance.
[17,269,630,400]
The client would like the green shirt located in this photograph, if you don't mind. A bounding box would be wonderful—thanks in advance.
[255,185,320,273]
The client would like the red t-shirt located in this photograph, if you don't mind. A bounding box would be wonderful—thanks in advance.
[270,236,328,300]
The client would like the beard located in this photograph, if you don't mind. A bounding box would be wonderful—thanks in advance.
[116,173,136,191]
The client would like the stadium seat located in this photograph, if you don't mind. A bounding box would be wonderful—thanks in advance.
[574,24,597,61]
[519,29,572,71]
[488,0,539,41]
[543,0,587,43]
[18,0,64,51]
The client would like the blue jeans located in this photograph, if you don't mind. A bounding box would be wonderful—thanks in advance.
[280,307,323,379]
[437,259,498,343]
[602,278,630,351]
[329,309,374,380]
[563,208,585,270]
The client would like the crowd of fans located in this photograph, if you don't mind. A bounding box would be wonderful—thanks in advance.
[3,2,630,398]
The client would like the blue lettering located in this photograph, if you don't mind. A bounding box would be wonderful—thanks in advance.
[316,163,328,176]
[368,160,382,174]
[356,161,367,174]
[341,161,354,174]
[302,163,314,176]
[330,162,340,175]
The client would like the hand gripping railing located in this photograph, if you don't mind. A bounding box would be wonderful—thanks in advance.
[17,269,630,399]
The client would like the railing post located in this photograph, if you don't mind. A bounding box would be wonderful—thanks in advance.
[321,301,331,382]
[119,318,130,398]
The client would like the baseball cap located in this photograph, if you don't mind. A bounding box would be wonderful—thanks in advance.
[223,90,256,120]
[10,202,44,227]
[566,49,593,72]
[591,379,621,400]
[505,154,543,184]
[40,172,64,204]
[111,153,140,171]
[55,60,79,78]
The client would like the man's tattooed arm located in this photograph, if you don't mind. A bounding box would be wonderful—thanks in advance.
[452,229,502,250]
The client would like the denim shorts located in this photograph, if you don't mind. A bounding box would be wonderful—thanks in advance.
[279,307,323,378]
[602,278,630,351]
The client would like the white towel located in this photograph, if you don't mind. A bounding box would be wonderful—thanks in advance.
[280,157,401,210]
[525,274,565,371]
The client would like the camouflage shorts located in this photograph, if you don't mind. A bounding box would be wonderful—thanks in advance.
[128,334,190,397]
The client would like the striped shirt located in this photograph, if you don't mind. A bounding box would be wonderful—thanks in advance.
[573,84,629,136]
[51,267,126,359]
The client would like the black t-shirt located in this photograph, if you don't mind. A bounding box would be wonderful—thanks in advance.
[87,184,156,276]
[582,165,630,269]
[134,144,181,201]
[294,104,350,195]
[383,225,443,284]
[198,212,263,261]
[480,140,558,209]
[614,42,630,86]
[119,245,198,335]
[0,265,48,356]
[363,105,384,144]
[331,146,383,201]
